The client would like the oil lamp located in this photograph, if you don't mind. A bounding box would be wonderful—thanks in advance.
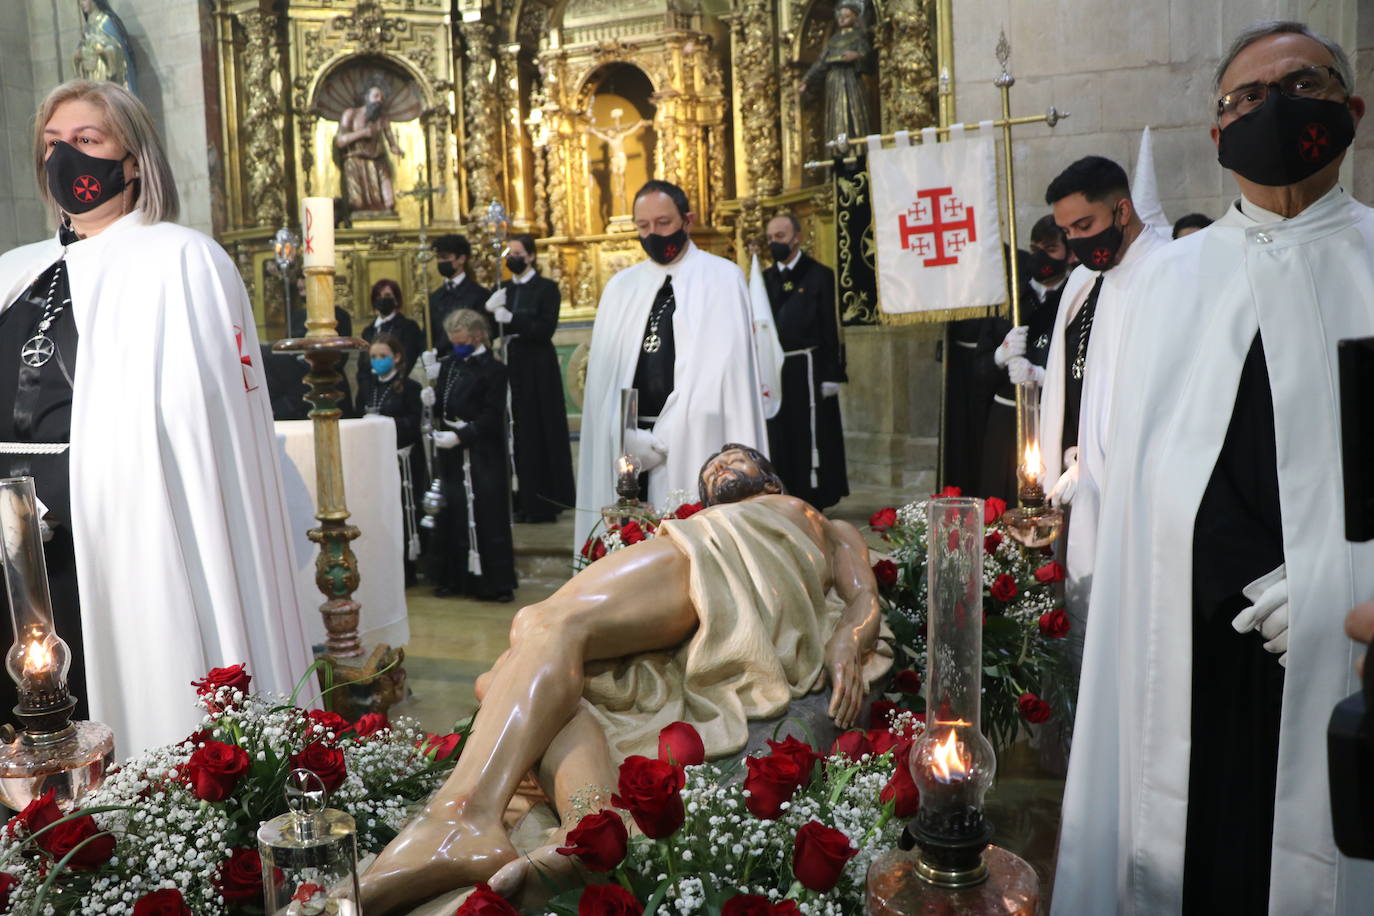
[0,477,114,811]
[1001,380,1064,547]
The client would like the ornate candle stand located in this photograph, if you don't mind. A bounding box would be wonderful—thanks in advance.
[274,198,405,718]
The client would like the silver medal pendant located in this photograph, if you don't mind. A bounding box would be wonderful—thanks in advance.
[21,334,55,368]
[642,334,661,354]
[1071,357,1085,380]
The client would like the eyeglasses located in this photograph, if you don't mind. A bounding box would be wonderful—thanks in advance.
[1216,65,1347,120]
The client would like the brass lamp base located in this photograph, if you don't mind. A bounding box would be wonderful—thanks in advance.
[914,850,989,889]
[1001,505,1063,548]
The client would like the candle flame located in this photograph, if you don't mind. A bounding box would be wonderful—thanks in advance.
[1023,441,1042,482]
[617,455,635,475]
[22,640,53,677]
[930,728,970,783]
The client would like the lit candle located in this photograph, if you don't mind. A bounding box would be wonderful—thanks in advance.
[929,727,970,784]
[1021,441,1042,487]
[20,638,58,697]
[301,197,335,269]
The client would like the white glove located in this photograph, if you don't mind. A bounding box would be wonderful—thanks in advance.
[821,381,841,399]
[1048,446,1078,508]
[623,426,668,472]
[1232,564,1290,666]
[421,349,440,381]
[994,326,1028,368]
[432,431,460,449]
[420,386,436,407]
[493,306,514,324]
[444,418,469,433]
[36,495,54,543]
[1006,357,1045,385]
[484,288,507,313]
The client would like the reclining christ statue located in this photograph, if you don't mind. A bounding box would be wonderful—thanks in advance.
[360,443,887,914]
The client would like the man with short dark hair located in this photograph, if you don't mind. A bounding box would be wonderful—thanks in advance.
[427,234,489,356]
[575,180,767,551]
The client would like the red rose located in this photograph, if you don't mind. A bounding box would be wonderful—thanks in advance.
[0,872,17,910]
[990,574,1018,602]
[743,753,805,820]
[893,669,922,695]
[722,895,801,916]
[292,883,326,904]
[289,742,347,793]
[871,559,898,587]
[829,730,873,761]
[983,497,1007,524]
[191,663,251,696]
[577,883,643,916]
[868,507,897,531]
[879,753,921,817]
[132,888,193,916]
[765,735,820,784]
[868,700,899,731]
[866,729,900,756]
[306,709,353,739]
[38,814,115,868]
[1034,561,1067,584]
[933,485,962,498]
[984,532,1003,555]
[792,821,858,892]
[185,740,250,802]
[418,732,463,762]
[555,810,628,872]
[8,787,61,837]
[353,712,390,737]
[456,882,519,916]
[611,756,685,839]
[1018,692,1052,724]
[657,721,706,767]
[216,848,278,904]
[619,521,646,545]
[1038,609,1070,639]
[674,502,704,519]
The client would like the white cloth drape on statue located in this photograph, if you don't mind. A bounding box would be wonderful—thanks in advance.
[574,242,767,550]
[1052,188,1374,915]
[0,210,312,757]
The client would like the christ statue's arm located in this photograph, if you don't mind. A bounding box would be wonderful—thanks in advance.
[821,516,882,728]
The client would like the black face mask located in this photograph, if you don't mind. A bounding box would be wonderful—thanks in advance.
[1028,248,1067,281]
[769,241,794,264]
[505,255,527,275]
[1066,205,1125,272]
[46,141,130,215]
[1217,92,1355,187]
[374,297,397,315]
[640,227,688,265]
[436,260,458,279]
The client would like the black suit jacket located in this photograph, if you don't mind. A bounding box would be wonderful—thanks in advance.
[762,252,846,382]
[429,276,491,354]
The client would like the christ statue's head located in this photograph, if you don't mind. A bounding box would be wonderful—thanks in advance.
[698,444,785,507]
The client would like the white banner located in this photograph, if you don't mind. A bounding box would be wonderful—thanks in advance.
[868,130,1006,317]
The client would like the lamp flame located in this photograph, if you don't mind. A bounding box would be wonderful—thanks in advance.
[1022,441,1042,484]
[21,640,53,677]
[930,728,969,783]
[617,455,636,475]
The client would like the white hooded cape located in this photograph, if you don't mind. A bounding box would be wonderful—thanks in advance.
[0,211,311,756]
[575,242,767,549]
[1052,188,1374,914]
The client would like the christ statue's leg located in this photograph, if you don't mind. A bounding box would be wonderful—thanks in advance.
[359,535,699,914]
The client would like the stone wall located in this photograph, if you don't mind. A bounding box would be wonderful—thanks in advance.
[0,3,39,252]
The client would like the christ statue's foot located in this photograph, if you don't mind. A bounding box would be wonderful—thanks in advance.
[487,832,584,909]
[359,802,518,915]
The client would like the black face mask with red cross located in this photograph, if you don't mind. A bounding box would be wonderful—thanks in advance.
[1218,92,1355,188]
[1066,202,1125,273]
[46,141,131,215]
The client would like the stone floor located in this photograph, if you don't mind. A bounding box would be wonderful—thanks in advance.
[388,482,1064,908]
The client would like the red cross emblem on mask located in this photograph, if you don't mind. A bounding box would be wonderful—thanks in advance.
[234,326,259,392]
[1297,123,1330,162]
[72,175,101,203]
[898,187,976,267]
[1089,247,1114,268]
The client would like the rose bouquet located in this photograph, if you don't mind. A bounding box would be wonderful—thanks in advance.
[478,717,922,916]
[0,665,466,915]
[868,488,1077,752]
[575,497,704,571]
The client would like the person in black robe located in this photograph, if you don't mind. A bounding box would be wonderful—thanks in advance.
[360,278,424,387]
[268,275,358,419]
[941,314,996,493]
[761,214,848,509]
[429,308,516,602]
[976,220,1071,501]
[486,234,575,523]
[428,234,489,357]
[357,333,425,587]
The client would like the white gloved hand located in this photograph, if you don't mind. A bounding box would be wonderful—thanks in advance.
[35,495,54,543]
[421,349,440,381]
[1232,564,1290,667]
[444,418,469,433]
[484,288,507,313]
[432,430,460,449]
[994,326,1028,368]
[1048,446,1079,508]
[623,426,668,472]
[821,381,841,398]
[420,386,436,407]
[493,306,514,324]
[1006,357,1046,386]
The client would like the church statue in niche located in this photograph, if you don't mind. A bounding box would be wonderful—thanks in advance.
[587,107,650,223]
[73,0,137,95]
[796,0,873,145]
[316,65,422,217]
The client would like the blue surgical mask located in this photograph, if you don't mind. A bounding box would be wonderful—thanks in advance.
[371,356,395,376]
[451,343,476,360]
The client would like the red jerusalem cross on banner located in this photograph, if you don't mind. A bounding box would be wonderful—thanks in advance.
[899,187,977,267]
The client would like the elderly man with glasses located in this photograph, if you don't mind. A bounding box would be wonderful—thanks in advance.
[1053,20,1374,916]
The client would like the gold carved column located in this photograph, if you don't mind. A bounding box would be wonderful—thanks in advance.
[460,19,502,220]
[238,9,287,228]
[878,0,938,133]
[731,0,781,202]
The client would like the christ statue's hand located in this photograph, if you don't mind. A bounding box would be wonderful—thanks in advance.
[824,626,866,729]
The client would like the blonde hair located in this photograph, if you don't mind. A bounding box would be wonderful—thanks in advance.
[33,80,179,224]
[443,308,490,343]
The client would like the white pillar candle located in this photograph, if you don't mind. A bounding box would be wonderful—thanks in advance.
[302,197,335,269]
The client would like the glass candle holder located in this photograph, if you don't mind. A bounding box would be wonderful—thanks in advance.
[259,770,361,915]
[1002,380,1063,547]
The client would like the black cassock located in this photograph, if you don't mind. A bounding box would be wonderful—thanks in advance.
[0,256,88,721]
[941,316,997,493]
[360,312,425,383]
[763,253,849,509]
[357,372,425,584]
[492,274,575,522]
[429,275,490,357]
[431,350,517,598]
